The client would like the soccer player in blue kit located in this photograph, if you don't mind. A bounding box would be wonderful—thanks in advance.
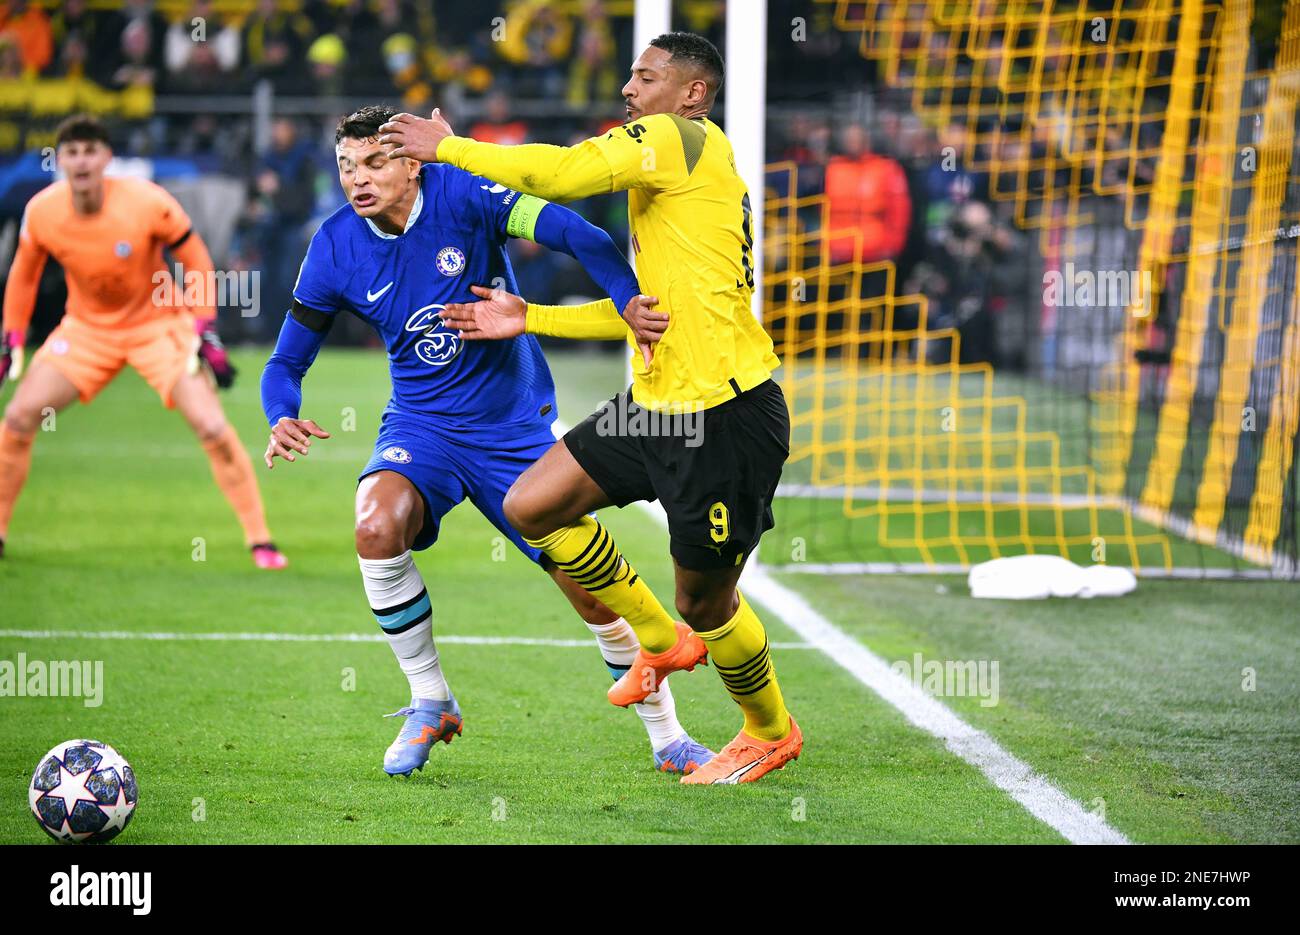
[260,106,713,777]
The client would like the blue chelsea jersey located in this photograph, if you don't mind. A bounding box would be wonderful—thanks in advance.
[292,164,557,443]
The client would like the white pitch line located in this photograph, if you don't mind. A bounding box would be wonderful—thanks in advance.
[739,565,1129,844]
[763,561,1284,581]
[624,483,1130,844]
[0,629,813,650]
[777,482,1123,508]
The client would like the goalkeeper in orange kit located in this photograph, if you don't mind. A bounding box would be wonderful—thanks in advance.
[0,114,285,568]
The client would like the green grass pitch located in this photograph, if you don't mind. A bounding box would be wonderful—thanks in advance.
[1,347,1296,843]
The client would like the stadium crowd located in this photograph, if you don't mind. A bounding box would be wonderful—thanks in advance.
[0,0,1026,363]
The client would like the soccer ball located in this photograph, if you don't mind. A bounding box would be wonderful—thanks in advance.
[29,739,138,843]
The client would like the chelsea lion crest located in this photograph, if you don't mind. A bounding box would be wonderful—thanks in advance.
[381,446,412,464]
[435,246,466,277]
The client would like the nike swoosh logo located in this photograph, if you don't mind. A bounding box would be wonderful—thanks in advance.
[719,753,770,784]
[367,282,394,302]
[712,739,801,785]
[479,183,508,193]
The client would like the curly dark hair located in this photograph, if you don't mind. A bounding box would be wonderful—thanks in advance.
[335,104,400,144]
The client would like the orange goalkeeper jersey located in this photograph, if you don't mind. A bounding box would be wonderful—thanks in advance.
[4,176,196,333]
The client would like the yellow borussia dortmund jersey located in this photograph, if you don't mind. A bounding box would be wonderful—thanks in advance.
[438,112,779,411]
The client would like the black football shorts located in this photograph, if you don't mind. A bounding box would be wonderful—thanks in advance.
[563,379,790,570]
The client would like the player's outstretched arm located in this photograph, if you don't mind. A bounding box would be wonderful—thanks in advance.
[441,288,665,367]
[525,200,642,316]
[265,416,331,468]
[379,110,619,202]
[439,285,527,340]
[1,212,50,385]
[170,230,237,389]
[452,175,668,360]
[260,306,332,468]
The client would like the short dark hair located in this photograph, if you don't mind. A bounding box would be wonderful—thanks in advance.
[55,113,110,149]
[650,31,724,100]
[335,104,398,144]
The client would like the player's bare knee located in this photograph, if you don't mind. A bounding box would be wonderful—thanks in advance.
[674,590,704,626]
[504,484,548,540]
[674,592,704,627]
[2,401,40,437]
[192,417,228,444]
[354,514,407,559]
[675,586,736,632]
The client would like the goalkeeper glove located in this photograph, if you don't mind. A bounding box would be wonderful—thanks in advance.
[195,319,236,389]
[1,330,24,387]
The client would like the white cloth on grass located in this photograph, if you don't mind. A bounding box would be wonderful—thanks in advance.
[967,555,1137,600]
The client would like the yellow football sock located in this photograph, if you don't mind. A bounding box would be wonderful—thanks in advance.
[699,592,792,742]
[526,516,678,653]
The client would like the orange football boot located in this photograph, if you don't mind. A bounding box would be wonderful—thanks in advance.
[607,621,708,707]
[680,716,803,784]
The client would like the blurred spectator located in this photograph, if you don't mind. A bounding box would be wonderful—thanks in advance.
[923,122,982,246]
[299,0,339,37]
[374,0,411,42]
[242,0,313,94]
[164,0,240,93]
[0,1,52,75]
[428,7,496,99]
[906,200,1017,364]
[567,1,617,108]
[50,0,117,85]
[246,117,317,340]
[105,0,168,78]
[779,113,831,197]
[499,0,572,98]
[0,32,20,79]
[892,113,936,290]
[825,123,911,264]
[52,30,88,79]
[105,18,157,130]
[340,0,391,94]
[306,33,346,97]
[111,19,159,93]
[431,48,494,105]
[469,91,528,146]
[174,112,223,158]
[382,33,436,111]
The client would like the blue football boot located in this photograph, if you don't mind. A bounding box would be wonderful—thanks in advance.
[652,734,715,775]
[382,696,463,776]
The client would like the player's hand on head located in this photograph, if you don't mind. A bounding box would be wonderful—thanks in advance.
[379,108,455,163]
[439,284,527,340]
[622,294,666,367]
[264,417,331,468]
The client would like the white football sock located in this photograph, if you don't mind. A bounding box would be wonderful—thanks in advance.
[587,617,686,751]
[358,551,449,701]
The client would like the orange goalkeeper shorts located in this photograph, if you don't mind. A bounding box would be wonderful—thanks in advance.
[32,313,199,409]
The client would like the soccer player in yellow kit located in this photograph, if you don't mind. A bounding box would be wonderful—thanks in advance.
[380,32,800,784]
